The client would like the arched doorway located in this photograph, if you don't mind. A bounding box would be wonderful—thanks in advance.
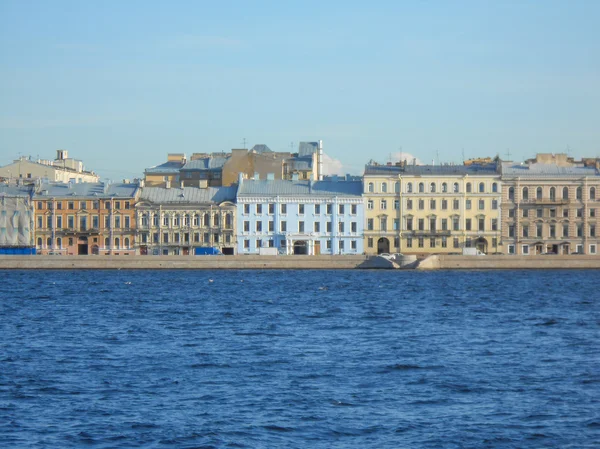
[377,237,390,254]
[475,237,488,254]
[91,244,99,255]
[293,240,308,255]
[78,236,89,255]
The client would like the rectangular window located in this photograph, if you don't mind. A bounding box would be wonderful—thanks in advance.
[124,216,130,229]
[68,215,75,228]
[367,219,373,231]
[244,221,250,232]
[299,221,305,233]
[68,201,74,210]
[256,221,262,232]
[380,218,387,231]
[509,225,515,237]
[453,238,459,248]
[523,226,529,238]
[326,221,332,232]
[256,204,263,214]
[326,204,333,214]
[590,209,596,218]
[430,238,436,248]
[478,218,485,231]
[381,200,387,210]
[453,199,459,210]
[314,222,321,233]
[522,209,528,218]
[590,244,597,254]
[418,237,424,248]
[563,223,569,238]
[351,221,357,233]
[394,200,400,210]
[269,220,274,232]
[57,216,63,228]
[163,216,169,226]
[478,199,485,210]
[338,240,344,251]
[338,204,344,214]
[550,224,556,238]
[466,200,472,210]
[393,219,400,231]
[522,245,530,255]
[441,199,448,210]
[299,204,305,215]
[563,209,569,218]
[492,200,498,210]
[367,200,374,210]
[508,245,515,254]
[79,216,87,231]
[509,209,515,218]
[590,225,596,237]
[281,221,287,232]
[57,202,62,210]
[315,204,321,214]
[281,204,287,214]
[407,199,413,210]
[537,223,543,238]
[268,203,275,214]
[351,240,357,250]
[537,209,543,218]
[368,237,373,248]
[430,199,436,210]
[441,218,448,231]
[163,232,169,243]
[351,204,357,215]
[418,218,424,231]
[80,201,86,210]
[466,218,472,231]
[406,238,413,248]
[418,199,424,210]
[491,218,498,231]
[441,236,447,248]
[326,240,332,249]
[244,239,250,249]
[115,201,121,210]
[244,204,250,214]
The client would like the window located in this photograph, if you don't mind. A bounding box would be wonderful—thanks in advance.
[590,187,596,200]
[68,201,74,210]
[257,204,263,214]
[338,204,344,214]
[442,183,447,193]
[243,221,250,232]
[479,182,485,193]
[406,183,413,193]
[522,245,530,255]
[466,183,472,193]
[429,217,436,231]
[508,187,515,201]
[453,238,459,248]
[577,208,583,218]
[418,237,424,248]
[68,216,74,228]
[338,222,344,233]
[174,215,180,226]
[368,237,373,248]
[407,199,413,210]
[57,202,62,210]
[550,187,556,201]
[453,182,459,193]
[380,218,387,231]
[326,222,332,232]
[563,223,569,237]
[536,187,542,200]
[256,221,262,232]
[163,215,169,226]
[418,218,424,231]
[393,219,400,230]
[453,217,459,231]
[550,224,556,238]
[381,182,387,193]
[491,199,498,210]
[563,187,569,200]
[281,204,287,214]
[537,223,543,238]
[441,237,447,248]
[381,200,387,210]
[577,187,582,200]
[367,219,374,230]
[268,203,275,214]
[163,233,169,243]
[367,200,374,210]
[508,245,515,254]
[441,218,448,231]
[430,199,436,210]
[466,218,472,231]
[368,182,374,193]
[577,224,583,237]
[57,216,63,228]
[281,221,287,232]
[430,182,436,193]
[418,182,424,193]
[590,244,597,254]
[537,208,543,218]
[315,204,321,214]
[339,240,345,251]
[549,208,556,218]
[441,199,448,210]
[115,201,121,210]
[492,183,498,193]
[590,209,596,218]
[453,199,459,210]
[406,238,413,248]
[314,222,320,232]
[478,199,484,210]
[418,199,424,210]
[590,224,596,237]
[299,204,305,215]
[299,221,305,233]
[104,201,110,210]
[351,222,357,232]
[406,217,413,231]
[491,218,498,231]
[244,239,250,249]
[478,218,485,231]
[394,182,400,193]
[153,214,160,226]
[394,200,399,210]
[466,200,471,210]
[269,220,274,232]
[80,201,86,210]
[576,244,583,254]
[522,209,528,218]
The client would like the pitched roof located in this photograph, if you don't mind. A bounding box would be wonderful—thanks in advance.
[501,162,600,178]
[140,186,237,204]
[181,156,228,171]
[0,184,34,197]
[144,160,185,174]
[237,180,363,197]
[33,182,139,199]
[364,163,499,176]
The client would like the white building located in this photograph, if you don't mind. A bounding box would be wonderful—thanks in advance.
[0,150,99,183]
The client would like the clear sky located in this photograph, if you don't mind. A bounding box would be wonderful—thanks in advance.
[1,1,598,180]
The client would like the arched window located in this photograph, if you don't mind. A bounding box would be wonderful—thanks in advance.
[47,237,52,247]
[204,213,210,227]
[213,214,220,226]
[522,187,529,200]
[492,183,498,193]
[577,187,582,200]
[563,187,569,200]
[406,183,413,193]
[441,182,448,193]
[368,182,374,193]
[479,182,485,193]
[453,182,459,193]
[394,182,400,193]
[381,182,387,193]
[590,187,596,200]
[536,187,542,200]
[37,237,42,247]
[466,183,472,193]
[550,187,556,200]
[57,238,62,248]
[193,214,199,226]
[508,187,515,201]
[430,182,436,193]
[174,214,180,226]
[124,238,130,248]
[418,182,424,193]
[225,213,232,228]
[115,238,120,249]
[105,237,110,248]
[153,213,159,226]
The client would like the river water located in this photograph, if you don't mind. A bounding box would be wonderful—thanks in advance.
[1,269,599,448]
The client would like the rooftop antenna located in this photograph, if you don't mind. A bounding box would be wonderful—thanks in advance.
[505,148,512,161]
[290,142,294,152]
[566,145,572,157]
[461,148,465,163]
[399,146,403,162]
[436,150,440,165]
[241,138,247,149]
[388,153,392,163]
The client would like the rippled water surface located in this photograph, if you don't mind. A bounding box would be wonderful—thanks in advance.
[1,269,599,448]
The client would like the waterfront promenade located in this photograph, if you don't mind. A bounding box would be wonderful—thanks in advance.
[2,254,600,270]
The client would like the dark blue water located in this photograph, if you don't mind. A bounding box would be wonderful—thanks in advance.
[1,269,599,448]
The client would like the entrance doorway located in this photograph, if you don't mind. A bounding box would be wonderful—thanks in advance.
[475,237,488,254]
[377,237,390,254]
[78,236,89,255]
[293,240,308,255]
[222,247,234,255]
[314,241,321,255]
[91,244,99,255]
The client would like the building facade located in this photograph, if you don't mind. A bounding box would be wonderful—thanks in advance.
[135,185,237,255]
[0,184,35,253]
[236,176,364,255]
[33,182,140,255]
[0,150,99,183]
[501,153,600,255]
[363,162,502,255]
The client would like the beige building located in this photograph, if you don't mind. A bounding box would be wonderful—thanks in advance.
[501,153,600,255]
[363,161,502,255]
[0,150,99,183]
[135,185,237,255]
[143,153,186,187]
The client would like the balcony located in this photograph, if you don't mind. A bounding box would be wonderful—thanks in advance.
[518,198,568,205]
[406,230,452,237]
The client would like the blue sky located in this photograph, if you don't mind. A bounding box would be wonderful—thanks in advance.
[1,1,598,180]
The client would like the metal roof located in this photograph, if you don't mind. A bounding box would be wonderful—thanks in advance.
[251,144,272,154]
[0,184,34,197]
[364,164,499,176]
[238,180,363,197]
[286,155,313,171]
[140,186,237,204]
[501,162,600,178]
[298,142,319,157]
[144,160,185,174]
[181,156,228,171]
[33,182,139,199]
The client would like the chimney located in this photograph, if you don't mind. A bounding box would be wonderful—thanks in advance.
[180,181,184,189]
[139,179,145,188]
[165,180,171,189]
[318,140,324,181]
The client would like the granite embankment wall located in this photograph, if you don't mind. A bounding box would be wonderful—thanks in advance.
[417,254,600,270]
[0,255,368,270]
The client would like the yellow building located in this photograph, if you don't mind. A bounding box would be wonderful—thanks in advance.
[363,162,502,255]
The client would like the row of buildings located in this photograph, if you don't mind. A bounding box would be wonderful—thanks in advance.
[1,149,600,256]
